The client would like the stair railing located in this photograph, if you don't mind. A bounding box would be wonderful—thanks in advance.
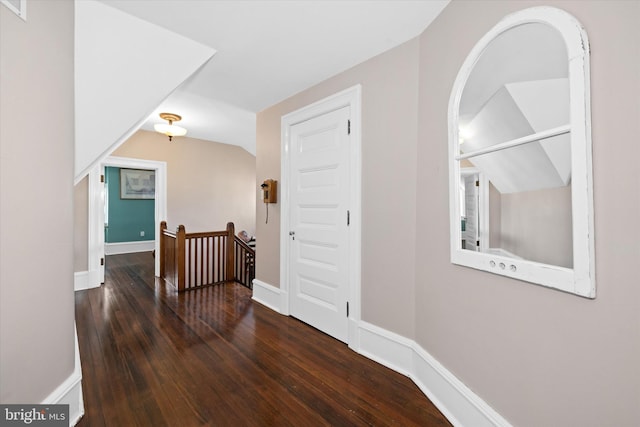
[160,221,255,291]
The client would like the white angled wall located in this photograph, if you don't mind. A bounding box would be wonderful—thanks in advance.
[74,0,216,182]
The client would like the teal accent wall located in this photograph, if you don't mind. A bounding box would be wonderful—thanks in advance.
[105,167,155,243]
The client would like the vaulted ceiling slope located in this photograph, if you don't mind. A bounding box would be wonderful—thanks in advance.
[98,0,450,154]
[75,0,216,181]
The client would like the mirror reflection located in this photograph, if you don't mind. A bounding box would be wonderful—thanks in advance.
[457,22,572,268]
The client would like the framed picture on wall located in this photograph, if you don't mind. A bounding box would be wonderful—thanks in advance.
[120,168,155,199]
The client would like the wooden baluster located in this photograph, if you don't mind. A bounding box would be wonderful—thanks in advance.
[193,238,196,288]
[240,245,244,284]
[239,246,242,286]
[193,237,197,287]
[200,237,205,286]
[189,237,194,288]
[225,222,235,283]
[159,221,167,278]
[204,237,209,285]
[176,225,186,292]
[218,235,222,283]
[210,236,213,284]
[186,237,191,289]
[236,245,240,283]
[240,246,245,285]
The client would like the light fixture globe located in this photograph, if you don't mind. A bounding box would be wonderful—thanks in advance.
[154,112,187,141]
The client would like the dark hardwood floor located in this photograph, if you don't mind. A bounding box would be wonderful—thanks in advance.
[75,252,451,426]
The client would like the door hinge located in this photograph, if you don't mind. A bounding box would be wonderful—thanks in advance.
[100,257,104,266]
[475,180,479,186]
[346,301,349,317]
[347,210,350,226]
[347,120,351,135]
[100,174,105,183]
[476,240,480,247]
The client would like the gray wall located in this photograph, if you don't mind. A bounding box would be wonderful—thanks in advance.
[0,1,76,402]
[499,184,572,267]
[256,0,640,425]
[416,1,639,425]
[256,37,420,338]
[74,177,89,272]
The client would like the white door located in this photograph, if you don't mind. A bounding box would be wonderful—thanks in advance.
[288,106,351,342]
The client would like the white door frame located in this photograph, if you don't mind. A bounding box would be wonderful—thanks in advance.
[460,168,490,252]
[280,85,362,349]
[88,156,167,283]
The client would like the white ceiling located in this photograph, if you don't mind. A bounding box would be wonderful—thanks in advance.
[99,0,450,154]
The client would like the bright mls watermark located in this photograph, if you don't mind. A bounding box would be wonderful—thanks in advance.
[0,405,68,426]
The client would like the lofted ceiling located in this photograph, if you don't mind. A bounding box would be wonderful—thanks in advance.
[98,0,450,154]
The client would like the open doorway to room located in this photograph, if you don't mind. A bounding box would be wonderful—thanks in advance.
[104,166,156,256]
[88,156,167,285]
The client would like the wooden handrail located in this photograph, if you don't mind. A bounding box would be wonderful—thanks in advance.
[159,221,254,292]
[185,230,227,238]
[234,236,254,252]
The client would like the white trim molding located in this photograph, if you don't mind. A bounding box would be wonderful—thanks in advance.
[357,321,512,427]
[447,6,595,297]
[1,0,27,21]
[252,279,285,314]
[89,157,167,279]
[74,269,103,291]
[74,271,89,292]
[253,291,513,427]
[105,240,155,255]
[42,323,84,425]
[73,271,98,291]
[88,166,105,287]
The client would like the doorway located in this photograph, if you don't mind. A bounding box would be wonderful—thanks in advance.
[280,86,361,346]
[88,156,167,285]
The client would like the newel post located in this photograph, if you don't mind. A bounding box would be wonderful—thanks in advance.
[226,222,235,282]
[159,221,167,278]
[176,225,186,291]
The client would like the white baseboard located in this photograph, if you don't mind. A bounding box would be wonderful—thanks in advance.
[74,270,101,291]
[105,240,154,255]
[252,279,284,313]
[42,323,84,426]
[411,344,510,427]
[357,321,512,427]
[357,321,414,376]
[74,271,89,291]
[251,282,511,426]
[250,289,511,427]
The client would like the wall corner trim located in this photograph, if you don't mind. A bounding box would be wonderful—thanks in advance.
[42,323,84,425]
[252,279,284,313]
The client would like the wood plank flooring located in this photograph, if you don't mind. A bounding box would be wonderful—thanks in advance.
[75,252,451,426]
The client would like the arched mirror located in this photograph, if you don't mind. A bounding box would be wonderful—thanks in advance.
[448,7,595,297]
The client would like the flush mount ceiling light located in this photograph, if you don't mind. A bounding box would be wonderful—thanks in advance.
[154,112,187,141]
